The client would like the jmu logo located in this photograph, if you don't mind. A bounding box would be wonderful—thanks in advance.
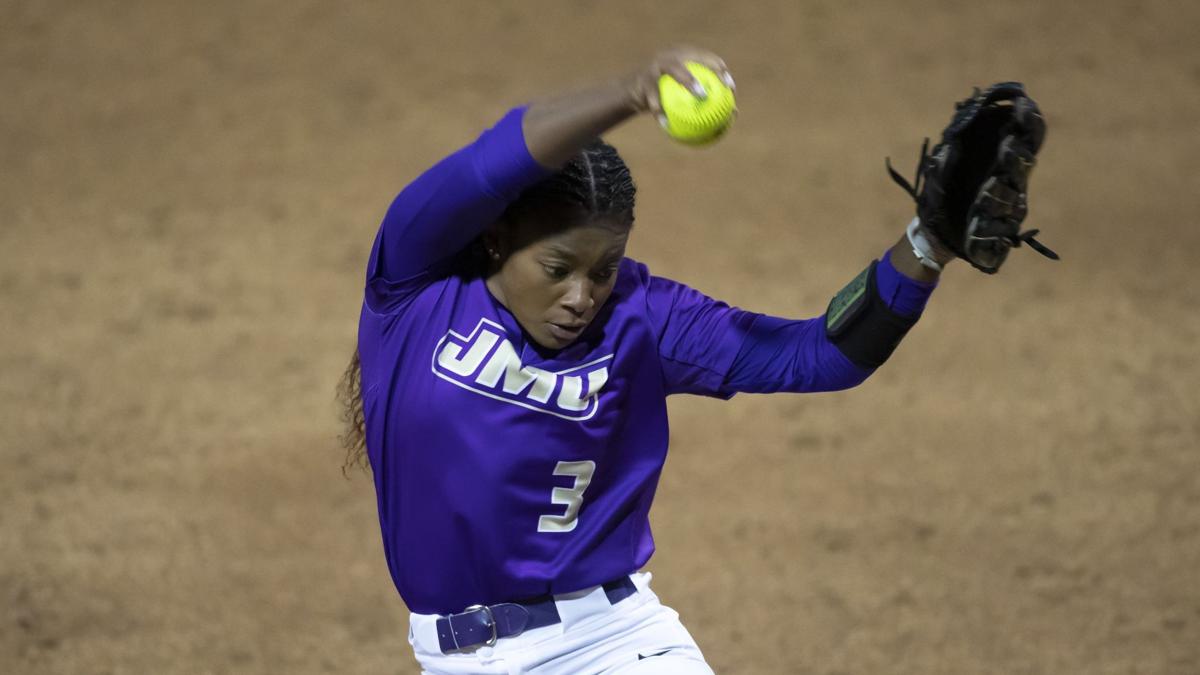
[431,318,612,421]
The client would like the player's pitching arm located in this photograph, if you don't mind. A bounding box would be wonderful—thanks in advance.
[523,46,732,168]
[364,46,731,313]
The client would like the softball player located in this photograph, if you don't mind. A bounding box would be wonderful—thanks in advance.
[341,46,945,674]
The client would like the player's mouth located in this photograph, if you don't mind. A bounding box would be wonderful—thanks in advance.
[546,321,587,342]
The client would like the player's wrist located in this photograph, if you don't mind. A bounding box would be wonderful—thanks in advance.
[906,217,955,271]
[618,71,653,116]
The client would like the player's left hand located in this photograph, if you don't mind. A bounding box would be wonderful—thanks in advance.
[623,46,735,129]
[888,82,1059,274]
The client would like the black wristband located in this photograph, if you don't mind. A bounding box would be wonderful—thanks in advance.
[824,261,918,369]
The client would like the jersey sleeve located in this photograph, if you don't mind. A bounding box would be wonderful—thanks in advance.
[722,249,938,394]
[364,106,553,313]
[643,273,759,398]
[721,315,869,393]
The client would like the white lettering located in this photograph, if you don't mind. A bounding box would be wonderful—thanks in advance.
[475,339,555,403]
[430,319,614,421]
[436,330,499,377]
[556,367,609,411]
[538,461,596,533]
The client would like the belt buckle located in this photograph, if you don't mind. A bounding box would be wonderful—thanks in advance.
[462,604,498,647]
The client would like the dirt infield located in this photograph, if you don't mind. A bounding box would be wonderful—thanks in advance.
[3,1,1198,673]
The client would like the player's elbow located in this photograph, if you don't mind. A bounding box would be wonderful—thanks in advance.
[807,357,873,393]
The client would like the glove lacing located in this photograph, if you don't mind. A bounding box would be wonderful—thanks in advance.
[885,141,1059,261]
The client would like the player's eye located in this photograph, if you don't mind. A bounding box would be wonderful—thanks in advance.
[542,264,570,280]
[591,267,617,283]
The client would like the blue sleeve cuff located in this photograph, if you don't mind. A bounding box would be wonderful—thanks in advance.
[875,249,938,318]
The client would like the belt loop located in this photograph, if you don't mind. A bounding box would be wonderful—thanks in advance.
[602,575,637,604]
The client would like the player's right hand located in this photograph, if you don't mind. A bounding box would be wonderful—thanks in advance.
[623,46,736,129]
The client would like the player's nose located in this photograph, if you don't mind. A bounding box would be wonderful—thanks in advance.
[560,278,594,316]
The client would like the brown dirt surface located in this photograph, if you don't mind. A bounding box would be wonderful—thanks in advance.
[4,1,1199,673]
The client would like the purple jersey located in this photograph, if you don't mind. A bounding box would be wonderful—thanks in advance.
[357,107,934,614]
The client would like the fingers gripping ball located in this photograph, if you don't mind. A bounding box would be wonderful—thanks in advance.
[658,63,736,145]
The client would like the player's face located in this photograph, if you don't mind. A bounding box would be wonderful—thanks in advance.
[486,212,629,350]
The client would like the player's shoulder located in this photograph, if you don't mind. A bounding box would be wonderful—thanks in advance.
[616,256,711,303]
[612,257,659,302]
[617,256,651,283]
[617,257,700,297]
[613,257,703,322]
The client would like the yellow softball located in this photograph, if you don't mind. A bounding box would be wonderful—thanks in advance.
[657,62,736,146]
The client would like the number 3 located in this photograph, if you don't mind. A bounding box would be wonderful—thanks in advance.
[537,460,596,533]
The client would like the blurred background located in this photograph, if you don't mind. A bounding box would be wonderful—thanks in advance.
[3,1,1198,673]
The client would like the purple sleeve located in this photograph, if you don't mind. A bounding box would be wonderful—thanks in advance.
[364,107,552,312]
[644,274,759,398]
[723,315,867,393]
[723,249,938,393]
[873,249,938,318]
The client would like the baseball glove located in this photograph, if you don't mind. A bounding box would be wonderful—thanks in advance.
[887,82,1058,274]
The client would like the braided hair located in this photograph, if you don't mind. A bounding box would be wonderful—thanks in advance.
[338,140,636,473]
[503,139,637,228]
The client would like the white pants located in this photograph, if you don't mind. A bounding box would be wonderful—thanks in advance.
[408,572,714,674]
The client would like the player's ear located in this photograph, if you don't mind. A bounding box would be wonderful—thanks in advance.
[482,222,508,262]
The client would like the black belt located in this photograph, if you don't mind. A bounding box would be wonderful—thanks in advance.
[436,577,637,654]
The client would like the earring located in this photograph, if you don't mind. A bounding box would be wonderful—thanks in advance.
[488,249,500,260]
